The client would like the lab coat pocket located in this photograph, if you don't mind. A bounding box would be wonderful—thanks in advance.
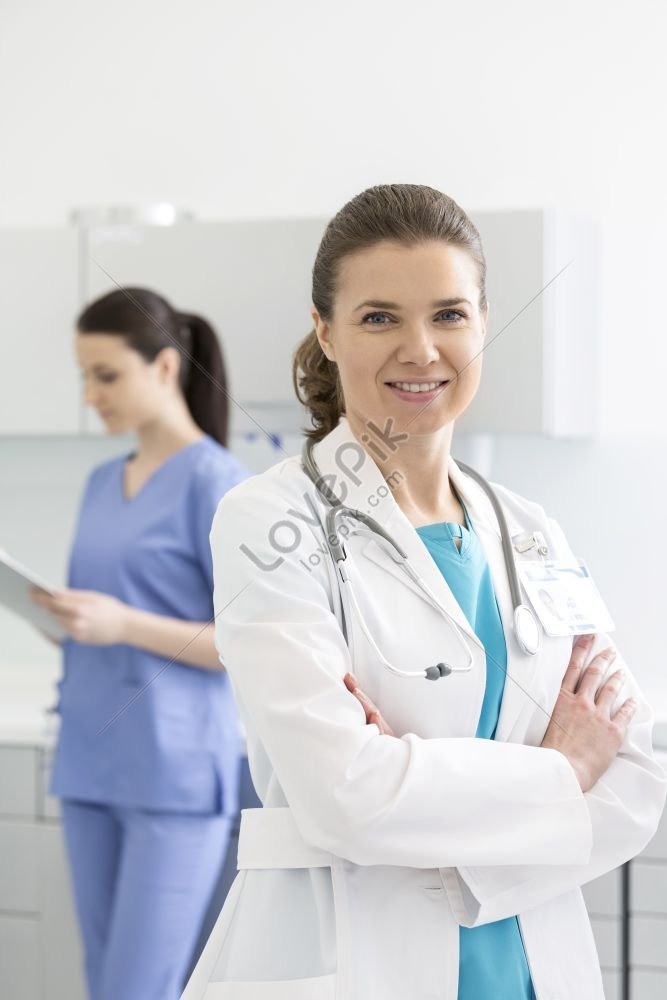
[204,975,336,998]
[187,807,345,998]
[189,866,340,999]
[332,862,459,999]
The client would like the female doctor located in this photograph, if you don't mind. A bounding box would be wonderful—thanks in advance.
[182,185,667,1000]
[31,287,248,1000]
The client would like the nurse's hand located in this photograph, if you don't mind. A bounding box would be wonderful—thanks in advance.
[344,673,396,737]
[29,587,129,645]
[540,633,637,793]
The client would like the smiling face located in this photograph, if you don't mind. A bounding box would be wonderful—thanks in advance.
[75,333,181,434]
[311,239,489,439]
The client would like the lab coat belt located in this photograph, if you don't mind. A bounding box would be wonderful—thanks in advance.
[237,807,334,870]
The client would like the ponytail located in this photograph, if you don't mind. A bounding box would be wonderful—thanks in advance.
[292,329,345,442]
[178,312,229,447]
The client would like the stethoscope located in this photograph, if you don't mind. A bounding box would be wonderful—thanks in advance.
[301,439,543,680]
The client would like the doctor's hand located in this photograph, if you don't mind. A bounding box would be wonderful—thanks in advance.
[344,673,396,737]
[540,633,637,793]
[29,587,129,645]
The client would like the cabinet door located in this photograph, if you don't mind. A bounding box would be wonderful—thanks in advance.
[83,219,328,433]
[0,822,39,912]
[40,823,86,1000]
[456,208,599,437]
[459,210,546,435]
[0,747,38,818]
[0,914,40,1000]
[0,228,81,433]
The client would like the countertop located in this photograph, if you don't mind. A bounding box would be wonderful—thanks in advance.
[0,664,61,746]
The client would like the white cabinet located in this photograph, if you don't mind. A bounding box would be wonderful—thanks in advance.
[0,218,326,437]
[0,744,86,1000]
[0,228,81,435]
[629,802,667,999]
[0,915,40,1000]
[583,866,623,999]
[581,757,667,1000]
[0,210,600,438]
[459,208,600,437]
[0,740,258,1000]
[82,218,327,435]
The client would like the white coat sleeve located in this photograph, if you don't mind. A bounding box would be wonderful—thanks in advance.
[445,519,667,927]
[210,484,594,871]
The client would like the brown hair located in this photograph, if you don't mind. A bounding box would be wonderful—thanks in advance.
[77,287,230,446]
[292,183,487,442]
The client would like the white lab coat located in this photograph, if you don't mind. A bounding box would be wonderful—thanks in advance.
[182,415,666,1000]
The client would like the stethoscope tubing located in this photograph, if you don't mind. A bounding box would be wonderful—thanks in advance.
[301,439,541,675]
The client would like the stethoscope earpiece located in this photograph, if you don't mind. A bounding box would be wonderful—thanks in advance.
[425,662,453,680]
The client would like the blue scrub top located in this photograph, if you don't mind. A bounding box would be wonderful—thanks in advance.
[416,508,536,1000]
[50,435,249,816]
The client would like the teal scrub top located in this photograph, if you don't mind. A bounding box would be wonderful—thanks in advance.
[416,506,536,1000]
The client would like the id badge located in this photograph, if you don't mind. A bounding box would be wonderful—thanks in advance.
[516,557,615,637]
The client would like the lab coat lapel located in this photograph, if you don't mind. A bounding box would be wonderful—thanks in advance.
[311,417,479,645]
[448,459,542,742]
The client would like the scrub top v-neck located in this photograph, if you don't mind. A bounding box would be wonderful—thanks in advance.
[50,435,249,816]
[416,508,536,1000]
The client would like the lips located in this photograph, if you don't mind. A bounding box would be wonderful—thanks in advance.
[384,380,451,403]
[385,379,450,392]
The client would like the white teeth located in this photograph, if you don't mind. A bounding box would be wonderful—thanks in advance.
[390,381,444,393]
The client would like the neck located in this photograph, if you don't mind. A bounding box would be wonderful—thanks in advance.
[346,412,462,526]
[134,401,204,463]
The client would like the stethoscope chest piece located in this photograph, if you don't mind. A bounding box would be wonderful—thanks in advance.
[514,604,542,656]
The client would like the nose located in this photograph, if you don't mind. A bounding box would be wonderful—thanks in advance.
[83,379,102,408]
[395,323,441,367]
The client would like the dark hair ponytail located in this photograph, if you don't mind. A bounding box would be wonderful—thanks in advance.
[177,311,229,447]
[77,287,229,446]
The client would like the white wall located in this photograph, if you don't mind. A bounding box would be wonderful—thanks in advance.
[1,1,666,711]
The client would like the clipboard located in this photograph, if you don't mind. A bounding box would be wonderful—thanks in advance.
[0,548,66,641]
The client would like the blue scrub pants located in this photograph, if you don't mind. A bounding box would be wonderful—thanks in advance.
[60,799,233,1000]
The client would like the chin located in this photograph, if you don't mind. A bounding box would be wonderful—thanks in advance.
[101,418,127,435]
[384,406,454,437]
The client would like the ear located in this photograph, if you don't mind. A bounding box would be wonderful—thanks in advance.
[311,305,335,362]
[481,301,490,338]
[155,346,182,384]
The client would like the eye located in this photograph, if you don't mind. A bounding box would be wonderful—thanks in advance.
[361,310,466,326]
[81,371,118,384]
[361,311,393,325]
[437,309,466,322]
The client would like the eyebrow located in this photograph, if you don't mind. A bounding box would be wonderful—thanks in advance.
[353,297,473,311]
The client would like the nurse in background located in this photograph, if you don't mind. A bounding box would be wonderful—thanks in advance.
[31,287,249,1000]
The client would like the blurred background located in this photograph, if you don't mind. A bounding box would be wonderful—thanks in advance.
[1,2,666,998]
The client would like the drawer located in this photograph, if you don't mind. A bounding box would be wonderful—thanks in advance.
[600,969,620,1000]
[631,861,667,914]
[0,748,38,818]
[631,968,667,1000]
[0,913,40,1000]
[0,823,39,912]
[630,915,667,968]
[36,747,60,820]
[582,867,622,916]
[590,915,621,969]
